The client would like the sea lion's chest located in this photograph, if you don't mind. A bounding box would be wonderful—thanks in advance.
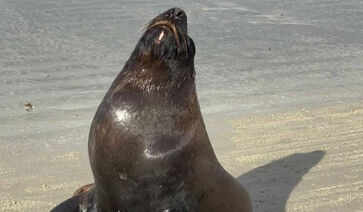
[89,94,200,211]
[90,89,199,175]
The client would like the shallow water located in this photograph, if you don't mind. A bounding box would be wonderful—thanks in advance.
[0,0,362,143]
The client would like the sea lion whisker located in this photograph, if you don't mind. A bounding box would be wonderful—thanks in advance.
[184,34,189,57]
[136,19,152,33]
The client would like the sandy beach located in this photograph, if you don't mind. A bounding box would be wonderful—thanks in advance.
[1,102,362,211]
[1,0,363,211]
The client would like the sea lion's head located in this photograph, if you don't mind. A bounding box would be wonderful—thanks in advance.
[122,8,195,86]
[143,7,195,61]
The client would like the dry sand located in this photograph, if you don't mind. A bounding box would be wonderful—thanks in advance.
[0,102,362,211]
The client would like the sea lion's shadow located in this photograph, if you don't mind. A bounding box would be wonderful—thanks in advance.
[237,150,325,212]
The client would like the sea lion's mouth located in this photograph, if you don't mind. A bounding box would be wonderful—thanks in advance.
[146,20,182,50]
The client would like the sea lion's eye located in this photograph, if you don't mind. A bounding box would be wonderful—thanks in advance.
[156,30,165,44]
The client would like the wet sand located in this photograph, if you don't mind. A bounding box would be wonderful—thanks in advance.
[1,102,362,211]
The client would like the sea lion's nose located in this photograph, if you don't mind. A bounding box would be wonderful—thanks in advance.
[162,7,188,34]
[170,7,186,20]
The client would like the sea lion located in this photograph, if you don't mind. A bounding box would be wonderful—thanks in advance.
[51,7,252,212]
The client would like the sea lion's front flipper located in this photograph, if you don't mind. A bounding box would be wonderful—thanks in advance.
[72,183,95,196]
[50,184,96,212]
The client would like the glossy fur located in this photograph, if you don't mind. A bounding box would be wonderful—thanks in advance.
[51,8,252,212]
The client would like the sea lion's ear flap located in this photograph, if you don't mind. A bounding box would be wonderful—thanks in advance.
[188,37,196,57]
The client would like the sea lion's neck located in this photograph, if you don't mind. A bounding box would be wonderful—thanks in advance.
[109,58,196,104]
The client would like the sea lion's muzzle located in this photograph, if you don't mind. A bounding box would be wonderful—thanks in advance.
[160,7,187,34]
[146,8,189,54]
